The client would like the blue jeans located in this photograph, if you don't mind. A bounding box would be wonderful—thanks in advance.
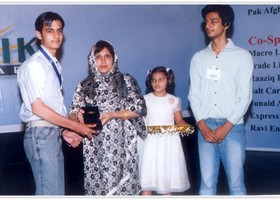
[24,127,64,195]
[198,118,246,195]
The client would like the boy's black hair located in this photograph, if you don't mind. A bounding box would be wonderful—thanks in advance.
[202,5,234,34]
[35,11,65,33]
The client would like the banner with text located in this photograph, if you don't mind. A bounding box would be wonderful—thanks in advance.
[235,5,280,151]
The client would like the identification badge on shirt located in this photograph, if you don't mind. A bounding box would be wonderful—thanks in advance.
[206,66,221,81]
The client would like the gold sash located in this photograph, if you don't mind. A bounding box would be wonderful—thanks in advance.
[147,125,195,136]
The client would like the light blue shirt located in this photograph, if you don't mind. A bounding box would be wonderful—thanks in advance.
[17,45,67,122]
[188,39,253,125]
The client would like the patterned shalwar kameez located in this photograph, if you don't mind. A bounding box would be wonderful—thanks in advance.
[69,43,146,195]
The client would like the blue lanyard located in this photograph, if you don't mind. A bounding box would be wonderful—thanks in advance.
[39,46,62,87]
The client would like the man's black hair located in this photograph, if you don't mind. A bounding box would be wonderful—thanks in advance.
[35,11,65,32]
[202,5,234,28]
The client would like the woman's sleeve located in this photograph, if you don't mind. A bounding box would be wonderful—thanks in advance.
[69,83,86,114]
[123,73,147,117]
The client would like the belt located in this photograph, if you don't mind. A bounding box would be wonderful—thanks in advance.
[26,120,59,129]
[205,118,227,123]
[147,125,195,136]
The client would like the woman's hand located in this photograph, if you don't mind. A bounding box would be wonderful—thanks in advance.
[100,112,113,126]
[69,108,85,123]
[76,108,85,123]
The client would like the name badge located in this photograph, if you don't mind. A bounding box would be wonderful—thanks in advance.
[206,66,221,81]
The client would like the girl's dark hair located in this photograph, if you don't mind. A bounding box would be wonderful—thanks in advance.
[35,11,65,33]
[202,5,234,28]
[145,66,175,95]
[94,40,115,62]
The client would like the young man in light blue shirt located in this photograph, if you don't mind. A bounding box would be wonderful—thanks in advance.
[188,5,253,195]
[17,12,96,195]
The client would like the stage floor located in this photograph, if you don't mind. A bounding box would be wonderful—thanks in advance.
[0,128,280,196]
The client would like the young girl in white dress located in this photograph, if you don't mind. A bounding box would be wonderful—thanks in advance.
[138,66,194,195]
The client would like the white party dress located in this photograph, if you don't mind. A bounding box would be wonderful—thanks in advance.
[138,92,190,194]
